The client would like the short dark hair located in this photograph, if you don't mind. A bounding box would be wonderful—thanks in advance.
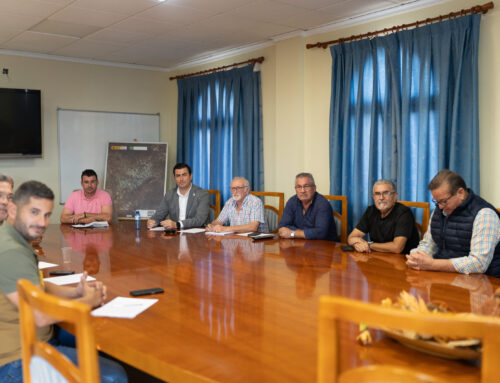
[173,163,192,175]
[428,169,467,195]
[81,169,98,181]
[12,181,54,207]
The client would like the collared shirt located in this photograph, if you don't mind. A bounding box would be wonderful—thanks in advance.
[278,193,338,241]
[0,222,53,366]
[412,208,500,274]
[217,193,268,232]
[64,189,112,215]
[177,185,192,227]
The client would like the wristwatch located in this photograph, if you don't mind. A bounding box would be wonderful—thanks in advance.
[290,231,295,238]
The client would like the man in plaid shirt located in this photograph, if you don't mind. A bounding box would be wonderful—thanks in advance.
[206,177,268,233]
[406,170,500,277]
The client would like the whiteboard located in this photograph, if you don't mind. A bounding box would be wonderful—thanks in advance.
[58,109,160,204]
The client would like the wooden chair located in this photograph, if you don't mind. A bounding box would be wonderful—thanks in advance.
[398,201,430,237]
[207,189,221,222]
[324,195,348,244]
[250,191,284,233]
[318,295,500,383]
[17,279,99,383]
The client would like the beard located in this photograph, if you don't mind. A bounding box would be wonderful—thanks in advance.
[14,217,45,242]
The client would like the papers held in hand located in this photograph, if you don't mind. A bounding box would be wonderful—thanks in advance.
[72,221,109,229]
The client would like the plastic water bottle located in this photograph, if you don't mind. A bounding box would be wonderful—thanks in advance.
[134,210,141,230]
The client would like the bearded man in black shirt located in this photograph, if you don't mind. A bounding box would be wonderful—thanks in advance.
[347,179,419,254]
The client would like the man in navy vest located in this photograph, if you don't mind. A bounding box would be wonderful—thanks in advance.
[406,170,500,277]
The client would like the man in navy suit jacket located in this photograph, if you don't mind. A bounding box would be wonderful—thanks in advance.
[147,163,209,230]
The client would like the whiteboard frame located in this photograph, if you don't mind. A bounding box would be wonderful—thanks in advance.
[57,108,160,204]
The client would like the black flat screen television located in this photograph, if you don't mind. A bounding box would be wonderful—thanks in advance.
[0,88,42,158]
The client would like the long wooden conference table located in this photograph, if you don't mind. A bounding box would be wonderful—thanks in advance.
[37,223,500,382]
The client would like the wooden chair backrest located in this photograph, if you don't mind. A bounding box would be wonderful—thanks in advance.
[318,295,500,383]
[250,191,284,233]
[17,279,99,383]
[323,195,348,244]
[398,201,430,237]
[206,190,221,221]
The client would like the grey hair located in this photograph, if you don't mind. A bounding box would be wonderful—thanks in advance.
[295,173,315,186]
[232,177,250,187]
[373,179,396,193]
[0,174,14,187]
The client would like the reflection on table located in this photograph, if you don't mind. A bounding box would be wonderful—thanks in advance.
[35,223,500,383]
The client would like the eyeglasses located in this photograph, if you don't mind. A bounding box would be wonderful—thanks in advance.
[432,194,455,206]
[0,192,13,201]
[230,186,248,192]
[295,184,314,191]
[372,191,395,198]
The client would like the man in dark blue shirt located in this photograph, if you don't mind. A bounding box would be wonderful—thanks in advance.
[278,173,338,241]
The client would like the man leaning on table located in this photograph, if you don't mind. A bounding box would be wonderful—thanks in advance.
[0,174,14,225]
[60,169,112,225]
[347,179,419,254]
[206,177,268,233]
[278,173,338,241]
[147,162,209,230]
[0,180,127,383]
[406,170,500,277]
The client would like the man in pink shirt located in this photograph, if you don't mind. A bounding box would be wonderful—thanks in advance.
[60,169,112,224]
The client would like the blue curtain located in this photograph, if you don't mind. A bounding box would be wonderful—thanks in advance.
[177,65,264,202]
[329,15,480,230]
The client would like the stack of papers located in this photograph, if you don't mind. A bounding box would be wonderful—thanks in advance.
[44,273,96,285]
[179,228,206,234]
[92,297,158,319]
[39,261,58,269]
[72,221,109,229]
[205,231,235,236]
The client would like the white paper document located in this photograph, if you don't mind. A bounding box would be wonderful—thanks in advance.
[179,228,206,234]
[205,231,235,236]
[72,221,109,228]
[236,232,254,237]
[44,273,96,285]
[148,226,165,231]
[92,297,158,319]
[38,261,58,269]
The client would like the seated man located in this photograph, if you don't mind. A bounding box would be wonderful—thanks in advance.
[147,163,209,230]
[278,173,337,241]
[406,170,500,277]
[348,179,419,254]
[0,181,127,382]
[206,177,267,233]
[0,174,14,225]
[60,169,112,224]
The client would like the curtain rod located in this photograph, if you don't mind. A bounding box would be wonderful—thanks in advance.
[306,1,493,49]
[169,56,265,81]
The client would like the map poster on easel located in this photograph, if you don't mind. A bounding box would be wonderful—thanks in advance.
[104,142,168,219]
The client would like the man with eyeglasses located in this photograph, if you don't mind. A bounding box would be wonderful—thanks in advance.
[407,170,500,277]
[206,177,267,233]
[147,163,209,230]
[348,179,419,254]
[0,174,14,225]
[278,173,337,241]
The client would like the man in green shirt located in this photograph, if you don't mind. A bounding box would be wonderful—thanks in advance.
[0,181,127,383]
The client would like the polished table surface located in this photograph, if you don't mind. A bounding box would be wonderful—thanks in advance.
[37,223,500,382]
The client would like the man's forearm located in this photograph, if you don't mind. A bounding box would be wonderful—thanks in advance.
[226,221,260,233]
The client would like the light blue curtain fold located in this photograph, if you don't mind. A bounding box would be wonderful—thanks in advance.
[330,15,480,230]
[177,65,264,202]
